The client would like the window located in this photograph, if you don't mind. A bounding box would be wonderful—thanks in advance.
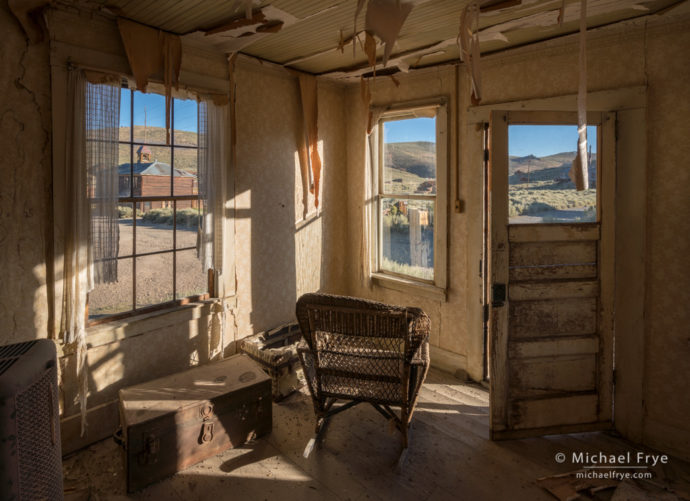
[88,88,209,321]
[508,124,598,224]
[374,103,447,290]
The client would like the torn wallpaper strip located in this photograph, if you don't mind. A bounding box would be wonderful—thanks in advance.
[365,0,414,66]
[459,1,482,105]
[117,19,182,145]
[297,74,322,210]
[569,0,589,191]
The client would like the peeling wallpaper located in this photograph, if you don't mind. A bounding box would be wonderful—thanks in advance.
[233,60,349,340]
[0,1,688,460]
[642,25,690,450]
[344,15,690,460]
[0,3,52,342]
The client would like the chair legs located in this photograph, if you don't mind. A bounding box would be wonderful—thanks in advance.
[303,416,330,458]
[303,398,414,473]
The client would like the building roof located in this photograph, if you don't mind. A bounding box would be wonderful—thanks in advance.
[118,161,196,178]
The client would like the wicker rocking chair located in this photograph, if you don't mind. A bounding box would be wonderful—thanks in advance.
[296,293,430,469]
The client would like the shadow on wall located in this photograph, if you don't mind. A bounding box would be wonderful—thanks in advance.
[59,302,221,454]
[231,68,301,338]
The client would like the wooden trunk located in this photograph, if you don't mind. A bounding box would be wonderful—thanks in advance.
[119,354,272,493]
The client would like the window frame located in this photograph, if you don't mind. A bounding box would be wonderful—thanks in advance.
[87,86,211,326]
[505,111,603,226]
[371,100,448,296]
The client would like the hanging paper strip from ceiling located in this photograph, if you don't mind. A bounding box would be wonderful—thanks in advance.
[458,1,482,105]
[569,0,589,191]
[297,74,322,209]
[117,18,182,145]
[364,0,414,66]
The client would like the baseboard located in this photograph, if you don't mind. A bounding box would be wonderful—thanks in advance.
[643,418,690,463]
[61,399,120,456]
[429,345,468,379]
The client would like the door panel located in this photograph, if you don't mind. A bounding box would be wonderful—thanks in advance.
[489,110,615,439]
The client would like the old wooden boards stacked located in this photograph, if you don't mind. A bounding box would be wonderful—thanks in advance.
[119,354,272,492]
[497,223,610,437]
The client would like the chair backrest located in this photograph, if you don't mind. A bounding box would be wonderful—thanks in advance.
[296,293,429,367]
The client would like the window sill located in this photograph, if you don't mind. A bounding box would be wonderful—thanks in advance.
[83,299,222,350]
[371,272,447,302]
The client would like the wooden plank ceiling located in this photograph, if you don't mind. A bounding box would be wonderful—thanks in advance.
[101,0,682,77]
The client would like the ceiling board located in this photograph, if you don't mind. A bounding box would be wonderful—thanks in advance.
[97,0,684,76]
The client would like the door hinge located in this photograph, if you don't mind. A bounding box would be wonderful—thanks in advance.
[483,304,489,323]
[484,149,490,162]
[612,369,617,386]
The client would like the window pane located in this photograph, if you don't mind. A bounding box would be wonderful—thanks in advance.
[136,253,173,308]
[133,91,167,144]
[382,117,436,195]
[381,197,434,281]
[174,99,198,146]
[508,125,597,224]
[173,146,198,196]
[119,88,131,141]
[118,144,132,196]
[136,208,173,253]
[129,144,172,197]
[88,258,133,319]
[176,250,207,299]
[175,205,200,249]
[118,203,133,257]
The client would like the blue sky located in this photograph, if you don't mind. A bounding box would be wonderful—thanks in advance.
[510,124,597,157]
[384,118,436,143]
[383,118,597,158]
[120,89,198,133]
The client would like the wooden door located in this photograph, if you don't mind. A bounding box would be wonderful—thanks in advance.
[488,111,615,439]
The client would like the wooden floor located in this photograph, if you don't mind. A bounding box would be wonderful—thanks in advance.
[63,369,690,501]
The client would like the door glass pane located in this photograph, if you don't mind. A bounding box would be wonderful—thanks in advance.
[508,125,597,224]
[381,197,434,281]
[382,117,436,195]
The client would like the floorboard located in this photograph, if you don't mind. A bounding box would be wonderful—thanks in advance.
[62,369,690,501]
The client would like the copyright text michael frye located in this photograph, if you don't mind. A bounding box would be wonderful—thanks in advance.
[553,451,668,480]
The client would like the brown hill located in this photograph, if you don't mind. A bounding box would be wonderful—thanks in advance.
[384,141,436,179]
[118,126,198,174]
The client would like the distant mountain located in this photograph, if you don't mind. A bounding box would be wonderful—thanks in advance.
[509,152,579,174]
[118,126,198,146]
[509,151,597,188]
[385,141,436,179]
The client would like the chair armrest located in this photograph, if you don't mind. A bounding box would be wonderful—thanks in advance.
[297,342,319,400]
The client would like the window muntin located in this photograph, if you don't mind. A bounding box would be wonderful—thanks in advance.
[508,124,598,224]
[88,88,208,322]
[377,113,439,283]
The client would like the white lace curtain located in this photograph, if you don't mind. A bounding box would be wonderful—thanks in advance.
[361,125,379,289]
[61,68,120,435]
[197,99,227,276]
[87,81,121,284]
